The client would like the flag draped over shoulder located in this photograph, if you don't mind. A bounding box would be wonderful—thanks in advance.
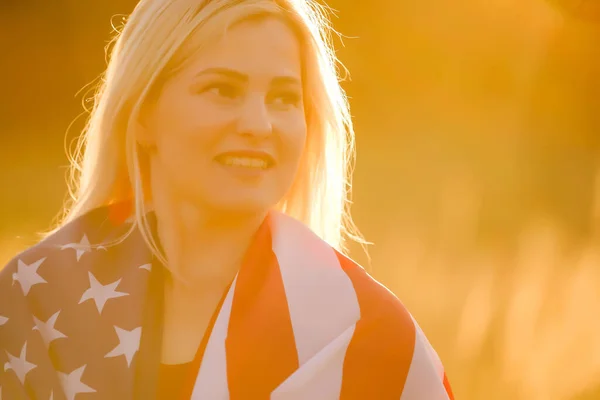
[0,204,454,399]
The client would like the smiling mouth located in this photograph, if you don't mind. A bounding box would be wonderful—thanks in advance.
[214,152,276,170]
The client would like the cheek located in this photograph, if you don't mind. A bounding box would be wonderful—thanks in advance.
[278,115,308,163]
[151,92,231,154]
[149,104,211,181]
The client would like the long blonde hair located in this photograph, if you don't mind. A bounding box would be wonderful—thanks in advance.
[56,0,366,258]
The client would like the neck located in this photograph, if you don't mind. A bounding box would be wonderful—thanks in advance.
[151,191,267,292]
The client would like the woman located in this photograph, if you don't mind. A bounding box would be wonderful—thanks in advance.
[0,0,455,399]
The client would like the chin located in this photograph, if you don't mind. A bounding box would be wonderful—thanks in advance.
[204,194,275,217]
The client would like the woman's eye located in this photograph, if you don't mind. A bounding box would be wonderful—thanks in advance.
[270,91,302,107]
[203,83,241,99]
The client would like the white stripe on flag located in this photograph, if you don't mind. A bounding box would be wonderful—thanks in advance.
[191,276,238,400]
[413,318,445,380]
[400,321,450,400]
[270,212,360,366]
[271,323,356,400]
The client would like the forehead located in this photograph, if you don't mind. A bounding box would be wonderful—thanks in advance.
[184,16,302,79]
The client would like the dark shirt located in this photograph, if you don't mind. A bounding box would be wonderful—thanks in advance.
[156,282,231,400]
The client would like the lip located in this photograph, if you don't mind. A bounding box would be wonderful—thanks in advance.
[214,150,276,167]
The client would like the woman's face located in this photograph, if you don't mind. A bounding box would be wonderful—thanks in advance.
[143,16,307,215]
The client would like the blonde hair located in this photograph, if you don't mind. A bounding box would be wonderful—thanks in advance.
[56,0,366,260]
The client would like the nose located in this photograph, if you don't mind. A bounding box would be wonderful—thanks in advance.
[236,93,272,140]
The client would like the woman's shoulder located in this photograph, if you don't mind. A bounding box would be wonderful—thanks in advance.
[334,251,414,328]
[0,206,115,356]
[333,251,454,399]
[0,204,128,285]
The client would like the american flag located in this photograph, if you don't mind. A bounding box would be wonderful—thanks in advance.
[0,204,454,399]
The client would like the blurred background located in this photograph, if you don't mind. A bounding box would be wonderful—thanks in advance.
[1,0,600,398]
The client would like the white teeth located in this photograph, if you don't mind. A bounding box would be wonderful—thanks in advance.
[221,156,268,169]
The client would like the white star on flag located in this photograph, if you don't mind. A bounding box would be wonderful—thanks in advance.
[139,263,151,271]
[60,234,92,262]
[12,258,47,296]
[0,316,8,326]
[4,342,37,384]
[58,365,96,400]
[33,311,67,346]
[79,272,129,314]
[105,326,142,367]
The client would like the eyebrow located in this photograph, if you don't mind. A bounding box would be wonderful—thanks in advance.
[195,67,301,86]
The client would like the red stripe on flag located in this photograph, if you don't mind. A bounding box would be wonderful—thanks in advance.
[443,372,455,400]
[336,252,417,399]
[226,218,299,399]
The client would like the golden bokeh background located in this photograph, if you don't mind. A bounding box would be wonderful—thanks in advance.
[2,0,600,398]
